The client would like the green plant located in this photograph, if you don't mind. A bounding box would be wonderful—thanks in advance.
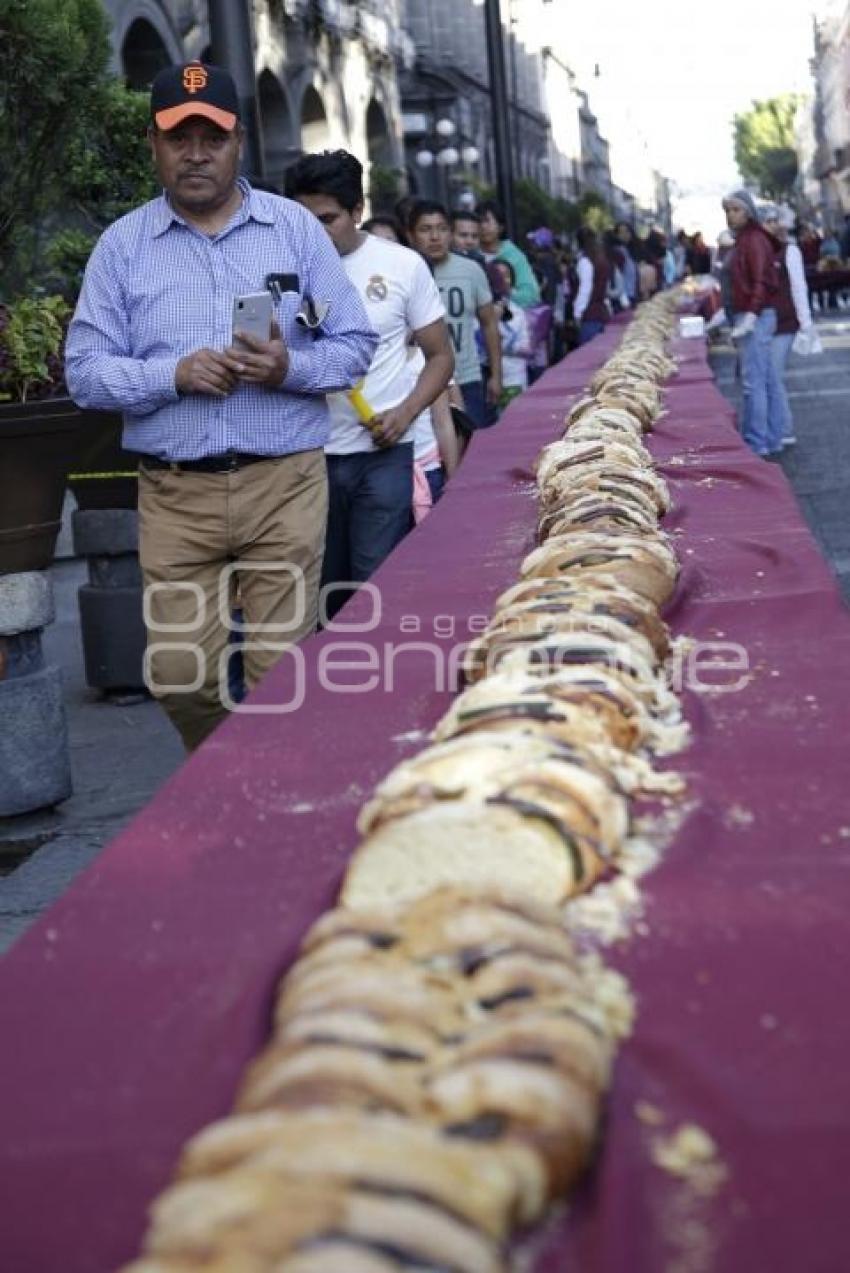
[369,164,405,212]
[513,178,580,241]
[43,229,98,301]
[577,191,613,235]
[0,296,71,403]
[64,80,158,231]
[0,0,111,290]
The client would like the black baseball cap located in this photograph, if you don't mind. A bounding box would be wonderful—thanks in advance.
[150,62,239,132]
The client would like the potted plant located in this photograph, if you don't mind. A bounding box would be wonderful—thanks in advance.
[0,2,157,552]
[0,298,81,574]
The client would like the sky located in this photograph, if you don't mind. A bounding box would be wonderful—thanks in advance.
[522,0,821,235]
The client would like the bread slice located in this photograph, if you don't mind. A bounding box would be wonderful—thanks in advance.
[143,1172,345,1260]
[178,1108,544,1239]
[358,730,625,843]
[462,607,659,684]
[427,1058,599,1195]
[496,631,669,711]
[329,1190,506,1273]
[275,961,464,1039]
[276,1009,438,1063]
[397,887,580,970]
[566,395,652,432]
[143,1172,507,1273]
[491,576,670,658]
[536,435,653,484]
[443,1011,613,1095]
[235,1044,425,1117]
[540,460,669,515]
[277,1246,410,1272]
[341,801,593,913]
[519,530,677,608]
[433,681,616,752]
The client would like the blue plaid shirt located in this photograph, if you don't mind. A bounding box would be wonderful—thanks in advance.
[65,181,378,460]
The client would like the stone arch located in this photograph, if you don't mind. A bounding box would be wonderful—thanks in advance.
[300,86,330,152]
[366,98,393,168]
[258,70,294,190]
[121,17,172,89]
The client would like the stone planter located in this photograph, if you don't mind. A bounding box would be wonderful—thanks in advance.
[72,509,146,692]
[68,410,139,511]
[0,572,72,816]
[0,399,81,575]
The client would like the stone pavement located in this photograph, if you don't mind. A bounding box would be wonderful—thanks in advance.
[1,314,848,955]
[709,311,850,602]
[0,553,183,952]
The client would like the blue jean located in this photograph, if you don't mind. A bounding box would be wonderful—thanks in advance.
[771,332,795,441]
[460,379,497,429]
[736,308,785,455]
[322,442,413,620]
[426,466,445,504]
[578,319,605,345]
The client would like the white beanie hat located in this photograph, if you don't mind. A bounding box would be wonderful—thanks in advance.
[723,188,759,221]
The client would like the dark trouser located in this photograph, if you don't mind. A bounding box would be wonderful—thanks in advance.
[426,466,445,504]
[322,443,413,620]
[460,379,497,429]
[579,319,605,345]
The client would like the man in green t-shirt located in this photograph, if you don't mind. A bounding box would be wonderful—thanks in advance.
[409,201,502,429]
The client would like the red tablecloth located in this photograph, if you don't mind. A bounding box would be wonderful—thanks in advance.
[1,322,849,1273]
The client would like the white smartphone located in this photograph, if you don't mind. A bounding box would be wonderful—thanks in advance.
[231,292,273,347]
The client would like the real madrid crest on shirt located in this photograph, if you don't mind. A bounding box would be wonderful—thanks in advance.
[365,274,389,302]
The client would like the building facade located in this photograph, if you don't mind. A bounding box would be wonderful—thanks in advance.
[99,0,668,228]
[101,0,407,198]
[398,0,550,207]
[806,3,850,224]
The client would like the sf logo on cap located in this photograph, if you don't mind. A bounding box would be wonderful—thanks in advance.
[183,65,208,94]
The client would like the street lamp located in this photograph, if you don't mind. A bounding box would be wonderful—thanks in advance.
[415,119,467,168]
[412,114,481,204]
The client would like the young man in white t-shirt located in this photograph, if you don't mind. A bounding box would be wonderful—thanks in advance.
[286,152,454,619]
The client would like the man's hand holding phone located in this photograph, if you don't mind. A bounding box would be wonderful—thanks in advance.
[175,348,238,397]
[175,293,288,395]
[224,319,289,387]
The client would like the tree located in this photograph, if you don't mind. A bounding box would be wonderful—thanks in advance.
[513,178,580,241]
[45,79,157,296]
[0,0,111,286]
[576,191,613,235]
[733,95,800,199]
[65,80,157,232]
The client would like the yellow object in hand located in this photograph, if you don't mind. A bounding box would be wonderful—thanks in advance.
[347,380,376,425]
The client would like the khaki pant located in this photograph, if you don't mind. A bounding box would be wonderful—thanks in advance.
[138,451,327,750]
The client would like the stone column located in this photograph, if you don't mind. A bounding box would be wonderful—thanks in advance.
[72,509,147,694]
[0,572,72,816]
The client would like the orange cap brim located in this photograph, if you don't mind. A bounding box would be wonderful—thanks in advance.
[155,103,237,132]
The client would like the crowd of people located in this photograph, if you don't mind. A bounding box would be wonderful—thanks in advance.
[64,58,767,748]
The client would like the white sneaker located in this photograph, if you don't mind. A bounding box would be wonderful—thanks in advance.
[781,435,797,449]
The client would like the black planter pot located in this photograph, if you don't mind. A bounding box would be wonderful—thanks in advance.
[68,410,139,510]
[0,398,81,575]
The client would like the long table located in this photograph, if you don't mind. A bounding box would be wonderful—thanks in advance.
[1,323,849,1273]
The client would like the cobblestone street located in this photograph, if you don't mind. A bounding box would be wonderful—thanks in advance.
[710,311,850,602]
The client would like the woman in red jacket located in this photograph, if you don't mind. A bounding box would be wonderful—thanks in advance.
[723,189,785,457]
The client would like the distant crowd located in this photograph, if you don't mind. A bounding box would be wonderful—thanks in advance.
[362,198,702,421]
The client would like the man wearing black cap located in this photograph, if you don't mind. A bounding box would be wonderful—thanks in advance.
[66,63,378,750]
